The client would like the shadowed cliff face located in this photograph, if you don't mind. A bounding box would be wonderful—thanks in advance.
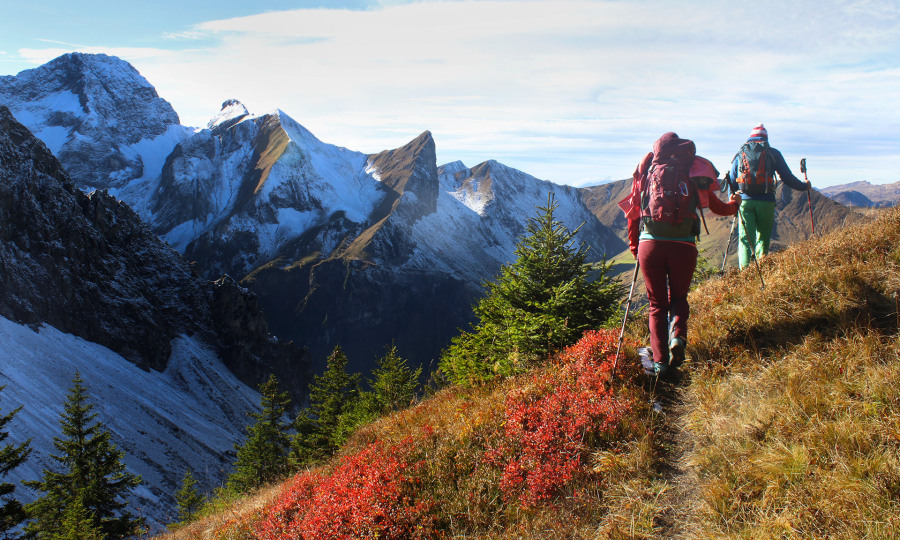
[0,105,310,401]
[246,257,478,376]
[2,53,627,384]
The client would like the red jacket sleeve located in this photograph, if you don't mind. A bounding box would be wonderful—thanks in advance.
[624,152,653,256]
[706,187,739,216]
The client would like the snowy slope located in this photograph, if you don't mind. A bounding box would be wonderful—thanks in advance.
[0,316,260,532]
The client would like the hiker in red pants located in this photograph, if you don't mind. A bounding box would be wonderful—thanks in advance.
[619,133,741,376]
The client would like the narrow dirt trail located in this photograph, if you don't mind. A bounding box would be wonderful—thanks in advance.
[646,374,701,540]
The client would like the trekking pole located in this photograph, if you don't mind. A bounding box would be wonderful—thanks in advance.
[698,204,710,235]
[724,173,765,290]
[800,158,816,235]
[612,259,640,378]
[721,214,737,271]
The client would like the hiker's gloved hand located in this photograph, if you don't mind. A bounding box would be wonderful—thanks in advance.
[630,247,638,259]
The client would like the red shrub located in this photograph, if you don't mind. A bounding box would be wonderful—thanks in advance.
[486,329,635,505]
[255,443,437,540]
[255,471,322,539]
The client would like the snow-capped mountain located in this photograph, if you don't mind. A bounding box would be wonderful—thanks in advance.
[164,107,624,371]
[0,106,310,529]
[1,52,625,375]
[150,103,387,279]
[0,52,191,190]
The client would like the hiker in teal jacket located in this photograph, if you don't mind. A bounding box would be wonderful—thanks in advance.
[728,124,810,269]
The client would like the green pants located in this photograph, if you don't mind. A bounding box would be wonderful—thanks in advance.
[738,199,775,269]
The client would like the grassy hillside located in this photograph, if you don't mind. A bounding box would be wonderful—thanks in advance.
[676,205,900,538]
[160,207,900,539]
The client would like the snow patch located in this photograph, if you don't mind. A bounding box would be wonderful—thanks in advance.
[109,123,193,217]
[365,158,383,182]
[255,207,319,258]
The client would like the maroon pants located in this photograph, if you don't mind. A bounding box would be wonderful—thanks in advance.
[637,240,697,364]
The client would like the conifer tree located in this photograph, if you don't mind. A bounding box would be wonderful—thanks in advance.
[0,385,30,536]
[173,469,205,524]
[292,345,361,464]
[53,495,103,540]
[24,372,143,538]
[328,344,422,444]
[440,193,622,384]
[371,344,421,414]
[227,375,292,494]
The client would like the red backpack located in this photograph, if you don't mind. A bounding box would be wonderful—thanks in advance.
[737,140,776,194]
[641,133,700,237]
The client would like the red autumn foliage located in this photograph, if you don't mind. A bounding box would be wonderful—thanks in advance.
[485,329,635,506]
[255,442,438,540]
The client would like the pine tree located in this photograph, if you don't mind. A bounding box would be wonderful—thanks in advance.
[440,193,623,384]
[24,372,144,538]
[52,494,103,540]
[326,345,422,445]
[292,345,361,464]
[371,344,421,414]
[0,385,30,536]
[227,375,292,494]
[173,469,205,524]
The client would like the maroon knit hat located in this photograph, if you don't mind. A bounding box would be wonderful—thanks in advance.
[750,123,768,139]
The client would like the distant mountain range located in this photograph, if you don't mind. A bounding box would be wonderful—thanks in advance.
[819,180,900,208]
[0,52,624,377]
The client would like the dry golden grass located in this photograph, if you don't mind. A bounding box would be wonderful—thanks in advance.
[160,484,283,540]
[252,116,290,196]
[677,207,900,539]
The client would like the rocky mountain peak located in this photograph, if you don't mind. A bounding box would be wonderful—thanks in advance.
[367,130,438,212]
[12,52,180,140]
[209,99,250,131]
[0,53,186,189]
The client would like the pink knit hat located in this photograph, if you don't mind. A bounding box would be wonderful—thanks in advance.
[750,123,768,139]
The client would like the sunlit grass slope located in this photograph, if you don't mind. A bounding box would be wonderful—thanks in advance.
[681,206,900,538]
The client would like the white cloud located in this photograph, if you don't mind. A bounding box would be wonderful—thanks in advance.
[18,46,180,65]
[12,0,900,186]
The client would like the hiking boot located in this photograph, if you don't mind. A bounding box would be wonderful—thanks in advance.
[669,337,686,369]
[653,361,670,378]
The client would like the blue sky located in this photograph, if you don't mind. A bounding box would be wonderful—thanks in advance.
[2,0,898,188]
